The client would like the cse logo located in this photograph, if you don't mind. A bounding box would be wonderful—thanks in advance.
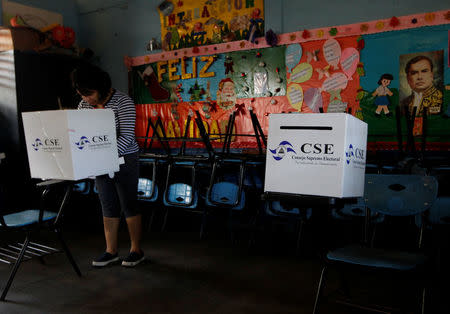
[32,138,60,151]
[75,135,109,150]
[345,144,365,164]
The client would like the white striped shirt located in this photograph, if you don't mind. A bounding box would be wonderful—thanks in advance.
[78,90,139,156]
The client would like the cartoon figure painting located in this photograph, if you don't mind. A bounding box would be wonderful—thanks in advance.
[372,73,393,117]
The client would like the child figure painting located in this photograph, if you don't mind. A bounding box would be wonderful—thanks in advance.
[372,73,393,117]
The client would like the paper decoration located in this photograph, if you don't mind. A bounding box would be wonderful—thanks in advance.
[286,84,303,111]
[288,63,313,84]
[340,47,360,79]
[303,88,323,113]
[323,38,341,69]
[253,72,268,95]
[129,10,449,66]
[322,72,348,92]
[159,0,264,51]
[285,44,302,72]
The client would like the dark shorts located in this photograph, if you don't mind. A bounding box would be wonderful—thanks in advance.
[95,152,139,218]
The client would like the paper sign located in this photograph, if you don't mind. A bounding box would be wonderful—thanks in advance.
[287,84,303,110]
[340,48,359,79]
[285,44,302,72]
[304,88,323,113]
[322,72,348,92]
[288,62,313,84]
[323,38,341,69]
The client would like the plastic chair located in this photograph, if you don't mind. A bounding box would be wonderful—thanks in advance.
[264,199,312,254]
[203,158,249,241]
[137,158,161,231]
[331,197,385,247]
[162,160,202,235]
[313,174,438,314]
[0,180,82,301]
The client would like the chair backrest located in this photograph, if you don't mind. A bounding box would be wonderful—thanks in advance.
[364,174,438,216]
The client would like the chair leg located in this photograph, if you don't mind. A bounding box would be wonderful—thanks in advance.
[200,208,208,240]
[420,287,426,314]
[56,229,81,277]
[147,209,157,232]
[161,209,169,232]
[313,266,328,314]
[1,236,30,301]
[295,219,304,256]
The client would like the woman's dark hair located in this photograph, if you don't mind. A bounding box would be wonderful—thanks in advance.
[377,73,393,85]
[71,63,112,102]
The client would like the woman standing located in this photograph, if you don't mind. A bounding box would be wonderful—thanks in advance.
[72,64,144,267]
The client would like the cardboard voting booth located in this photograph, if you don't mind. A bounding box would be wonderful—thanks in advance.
[264,113,368,198]
[22,109,120,180]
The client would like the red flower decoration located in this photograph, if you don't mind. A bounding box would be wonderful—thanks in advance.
[52,25,65,43]
[389,16,400,27]
[357,38,365,51]
[192,46,200,53]
[444,11,450,20]
[302,30,311,39]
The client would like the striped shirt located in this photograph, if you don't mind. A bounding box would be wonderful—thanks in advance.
[78,89,139,156]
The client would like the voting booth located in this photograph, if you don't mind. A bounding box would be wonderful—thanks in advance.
[22,109,120,180]
[264,113,368,198]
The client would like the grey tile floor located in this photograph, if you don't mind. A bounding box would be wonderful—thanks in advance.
[0,227,448,314]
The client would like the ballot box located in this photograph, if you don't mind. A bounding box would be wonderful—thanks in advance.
[22,109,120,180]
[264,113,368,198]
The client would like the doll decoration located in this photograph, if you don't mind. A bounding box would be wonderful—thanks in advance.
[372,73,393,117]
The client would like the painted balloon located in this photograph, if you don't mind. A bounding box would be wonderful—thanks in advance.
[340,47,359,79]
[322,72,348,92]
[303,88,323,113]
[287,84,303,111]
[288,62,313,84]
[323,38,341,69]
[285,44,302,72]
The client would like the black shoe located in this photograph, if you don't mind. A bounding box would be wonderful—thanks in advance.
[121,251,145,267]
[92,252,119,267]
[385,112,392,117]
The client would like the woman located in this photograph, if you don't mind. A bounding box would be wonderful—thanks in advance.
[72,64,144,267]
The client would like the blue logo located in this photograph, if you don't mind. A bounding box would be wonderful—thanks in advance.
[75,136,90,150]
[345,144,354,164]
[32,138,43,151]
[269,141,296,161]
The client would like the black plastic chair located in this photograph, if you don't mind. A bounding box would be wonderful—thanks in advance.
[0,180,82,301]
[313,174,438,314]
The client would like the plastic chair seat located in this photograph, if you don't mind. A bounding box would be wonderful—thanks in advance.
[266,200,312,218]
[3,210,57,228]
[206,182,245,210]
[138,178,158,202]
[164,183,198,208]
[327,245,427,271]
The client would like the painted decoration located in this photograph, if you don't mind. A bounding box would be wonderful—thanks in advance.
[159,0,264,51]
[323,38,341,69]
[286,84,303,111]
[340,47,359,79]
[285,44,302,72]
[130,10,450,151]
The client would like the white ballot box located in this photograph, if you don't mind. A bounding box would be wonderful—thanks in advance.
[264,113,368,198]
[22,109,120,180]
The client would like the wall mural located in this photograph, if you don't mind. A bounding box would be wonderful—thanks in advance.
[126,10,450,151]
[159,0,264,51]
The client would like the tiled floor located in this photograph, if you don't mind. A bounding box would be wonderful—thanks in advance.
[0,215,449,313]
